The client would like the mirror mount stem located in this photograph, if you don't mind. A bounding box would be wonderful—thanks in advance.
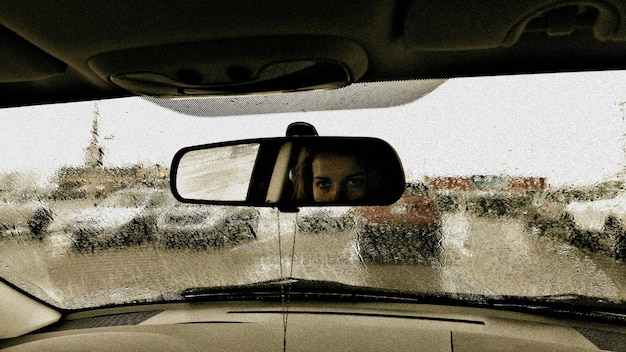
[277,204,300,213]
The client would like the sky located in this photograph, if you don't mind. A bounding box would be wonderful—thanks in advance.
[1,70,626,187]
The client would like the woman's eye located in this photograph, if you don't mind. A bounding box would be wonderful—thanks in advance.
[347,177,365,187]
[315,180,331,189]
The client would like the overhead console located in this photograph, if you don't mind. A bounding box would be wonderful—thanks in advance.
[88,36,368,97]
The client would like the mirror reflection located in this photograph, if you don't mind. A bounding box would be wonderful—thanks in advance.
[175,143,260,201]
[292,144,383,203]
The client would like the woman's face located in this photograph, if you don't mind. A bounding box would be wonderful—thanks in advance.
[311,151,367,202]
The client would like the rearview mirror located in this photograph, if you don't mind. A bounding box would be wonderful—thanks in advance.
[171,137,405,208]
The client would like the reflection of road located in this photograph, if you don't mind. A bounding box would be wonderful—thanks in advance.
[177,145,258,201]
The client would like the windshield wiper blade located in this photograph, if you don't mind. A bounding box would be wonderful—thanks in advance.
[483,293,626,324]
[490,293,624,310]
[182,277,436,303]
[182,279,626,323]
[182,278,519,306]
[183,278,296,300]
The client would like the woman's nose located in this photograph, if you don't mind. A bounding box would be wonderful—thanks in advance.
[329,184,347,202]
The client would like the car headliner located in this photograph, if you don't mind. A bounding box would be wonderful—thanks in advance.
[1,0,626,108]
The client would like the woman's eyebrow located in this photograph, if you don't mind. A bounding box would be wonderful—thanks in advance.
[347,172,367,178]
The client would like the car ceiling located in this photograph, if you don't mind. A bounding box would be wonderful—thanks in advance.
[2,0,626,108]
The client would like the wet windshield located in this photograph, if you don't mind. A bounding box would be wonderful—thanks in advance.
[0,71,625,310]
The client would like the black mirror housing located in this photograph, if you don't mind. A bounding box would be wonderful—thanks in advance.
[171,136,405,208]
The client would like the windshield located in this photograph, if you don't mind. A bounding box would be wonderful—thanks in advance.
[1,71,625,310]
